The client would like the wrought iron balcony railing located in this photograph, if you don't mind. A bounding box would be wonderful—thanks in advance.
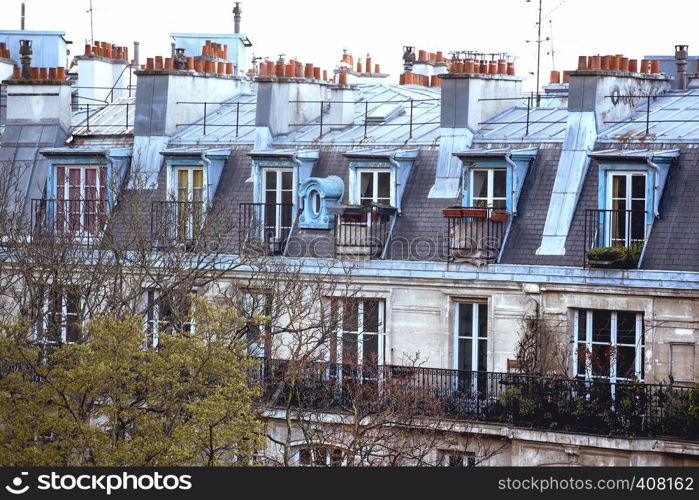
[238,203,295,256]
[584,209,648,269]
[335,205,396,259]
[31,198,107,246]
[151,200,206,250]
[251,359,698,441]
[445,207,508,263]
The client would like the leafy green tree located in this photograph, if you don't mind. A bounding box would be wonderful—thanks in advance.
[0,298,262,466]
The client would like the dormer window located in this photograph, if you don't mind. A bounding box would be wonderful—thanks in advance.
[55,165,108,236]
[470,168,507,208]
[607,171,646,247]
[358,169,392,206]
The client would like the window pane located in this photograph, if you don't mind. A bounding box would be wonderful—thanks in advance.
[577,310,587,341]
[591,310,611,343]
[612,175,626,199]
[265,170,277,190]
[493,170,507,198]
[342,332,358,365]
[193,169,204,188]
[458,339,472,371]
[477,304,487,339]
[363,300,380,333]
[472,171,488,200]
[458,304,473,338]
[360,172,373,203]
[591,344,610,378]
[281,189,292,206]
[617,346,636,379]
[377,172,391,202]
[616,312,637,344]
[281,171,292,190]
[576,343,587,376]
[363,334,378,366]
[342,301,358,331]
[631,175,646,199]
[299,449,311,466]
[477,339,487,372]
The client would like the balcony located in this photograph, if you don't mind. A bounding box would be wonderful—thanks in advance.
[584,209,647,269]
[151,200,205,250]
[253,359,698,441]
[335,205,397,259]
[238,203,294,256]
[443,207,509,263]
[31,198,107,246]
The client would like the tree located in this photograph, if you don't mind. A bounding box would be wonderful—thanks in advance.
[0,298,262,466]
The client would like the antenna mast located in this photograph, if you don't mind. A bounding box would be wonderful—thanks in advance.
[87,0,95,45]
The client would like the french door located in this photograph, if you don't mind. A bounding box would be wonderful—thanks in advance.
[262,169,294,246]
[454,302,488,394]
[55,165,107,235]
[607,172,646,247]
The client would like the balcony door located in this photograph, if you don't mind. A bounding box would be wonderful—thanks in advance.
[55,165,107,235]
[606,172,646,247]
[337,299,385,384]
[262,169,294,245]
[454,302,488,394]
[175,167,205,240]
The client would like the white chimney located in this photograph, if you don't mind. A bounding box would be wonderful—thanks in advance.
[4,78,72,128]
[329,83,356,130]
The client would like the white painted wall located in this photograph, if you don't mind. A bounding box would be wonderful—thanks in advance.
[5,82,71,127]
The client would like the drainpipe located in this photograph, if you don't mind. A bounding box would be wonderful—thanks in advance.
[200,151,213,207]
[503,155,519,215]
[281,153,304,255]
[637,156,663,268]
[379,154,402,260]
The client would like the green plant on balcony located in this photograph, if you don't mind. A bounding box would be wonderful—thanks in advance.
[586,242,643,269]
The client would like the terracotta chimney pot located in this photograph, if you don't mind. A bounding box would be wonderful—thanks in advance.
[578,56,588,70]
[507,62,515,76]
[562,70,570,83]
[165,57,174,70]
[313,67,321,79]
[339,72,348,85]
[628,59,638,73]
[589,55,601,70]
[155,56,164,70]
[225,62,233,75]
[651,60,660,73]
[549,70,560,84]
[48,67,57,79]
[305,63,314,78]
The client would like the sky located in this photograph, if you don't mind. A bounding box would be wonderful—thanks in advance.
[1,0,696,91]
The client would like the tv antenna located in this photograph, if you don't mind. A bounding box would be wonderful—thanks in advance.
[548,19,556,69]
[87,0,95,45]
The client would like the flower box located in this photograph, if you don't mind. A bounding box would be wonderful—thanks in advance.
[490,209,511,222]
[461,207,487,219]
[442,206,464,218]
[374,205,398,217]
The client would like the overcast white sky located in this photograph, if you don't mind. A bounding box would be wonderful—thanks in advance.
[1,0,696,90]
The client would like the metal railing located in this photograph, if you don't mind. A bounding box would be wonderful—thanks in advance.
[252,358,698,440]
[446,208,508,263]
[151,200,206,250]
[238,203,295,256]
[30,198,107,246]
[335,205,395,259]
[583,209,647,269]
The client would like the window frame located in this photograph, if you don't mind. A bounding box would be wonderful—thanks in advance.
[469,167,508,209]
[335,298,386,367]
[605,170,648,247]
[53,164,108,236]
[356,168,394,207]
[573,309,644,383]
[38,287,82,345]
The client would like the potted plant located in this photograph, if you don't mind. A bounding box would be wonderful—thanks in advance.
[373,204,398,217]
[586,244,642,269]
[341,205,368,223]
[490,209,511,222]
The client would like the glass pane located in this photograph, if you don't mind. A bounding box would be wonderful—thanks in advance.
[472,171,488,200]
[591,344,610,378]
[477,339,487,372]
[576,343,587,376]
[264,187,276,206]
[458,338,472,371]
[56,166,65,199]
[193,169,204,188]
[281,171,292,190]
[281,189,292,206]
[342,300,358,331]
[363,300,380,333]
[616,312,637,344]
[377,172,391,202]
[617,346,636,379]
[612,175,626,199]
[360,172,373,204]
[66,293,80,343]
[477,304,487,339]
[265,170,277,190]
[85,168,97,199]
[592,310,611,343]
[458,304,473,339]
[493,170,507,198]
[342,332,358,365]
[631,175,646,199]
[363,334,378,366]
[577,310,587,341]
[178,170,188,202]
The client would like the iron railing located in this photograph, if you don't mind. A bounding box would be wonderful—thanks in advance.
[31,198,107,246]
[446,208,508,263]
[583,209,647,268]
[238,203,295,255]
[334,205,395,259]
[151,200,206,249]
[252,359,698,440]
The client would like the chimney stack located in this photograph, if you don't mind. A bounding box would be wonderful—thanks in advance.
[329,81,356,130]
[233,2,242,34]
[675,44,689,91]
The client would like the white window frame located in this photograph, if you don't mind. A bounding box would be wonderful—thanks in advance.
[453,302,488,393]
[438,450,476,467]
[573,309,644,384]
[295,446,347,467]
[605,171,647,247]
[469,168,507,208]
[172,166,207,240]
[337,299,386,367]
[355,168,395,207]
[261,167,295,241]
[54,164,108,236]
